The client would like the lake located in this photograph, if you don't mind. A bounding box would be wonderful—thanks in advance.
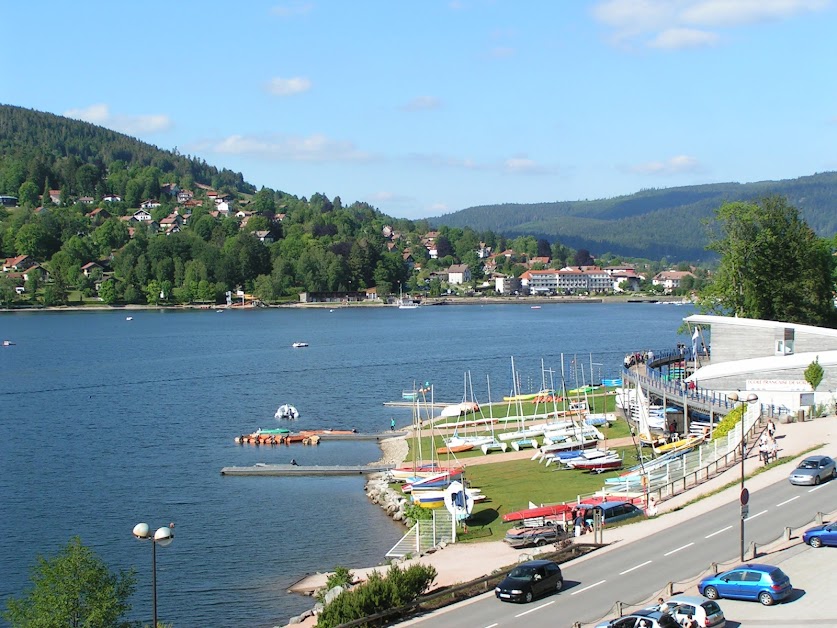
[0,302,694,627]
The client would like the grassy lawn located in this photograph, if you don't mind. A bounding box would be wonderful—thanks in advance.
[456,444,642,542]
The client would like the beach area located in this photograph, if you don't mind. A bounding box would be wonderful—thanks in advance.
[283,414,837,627]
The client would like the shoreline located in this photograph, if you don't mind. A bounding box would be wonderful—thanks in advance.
[0,295,688,314]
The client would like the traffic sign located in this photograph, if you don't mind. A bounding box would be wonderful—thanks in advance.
[741,504,750,519]
[740,487,750,505]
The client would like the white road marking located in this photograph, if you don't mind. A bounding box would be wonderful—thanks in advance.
[809,485,825,493]
[619,560,653,575]
[571,580,607,595]
[776,496,800,507]
[745,509,768,521]
[515,601,554,617]
[706,526,733,539]
[484,624,499,628]
[664,542,695,556]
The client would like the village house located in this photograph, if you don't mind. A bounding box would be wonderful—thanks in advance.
[2,255,35,273]
[254,230,274,244]
[653,270,696,292]
[177,190,194,203]
[447,264,471,285]
[494,274,521,295]
[81,261,103,277]
[132,209,153,222]
[103,194,122,203]
[88,207,111,223]
[140,199,161,210]
[160,183,180,197]
[78,196,95,205]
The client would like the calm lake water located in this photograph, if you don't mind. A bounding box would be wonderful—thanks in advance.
[0,302,693,627]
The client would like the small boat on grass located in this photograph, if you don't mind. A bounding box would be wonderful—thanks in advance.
[481,441,509,455]
[510,438,538,451]
[436,443,474,455]
[502,503,572,523]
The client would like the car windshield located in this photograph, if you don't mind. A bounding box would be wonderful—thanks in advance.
[798,460,819,469]
[768,568,788,583]
[509,566,536,579]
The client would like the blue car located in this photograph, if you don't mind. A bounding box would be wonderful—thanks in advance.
[803,523,837,548]
[698,564,792,606]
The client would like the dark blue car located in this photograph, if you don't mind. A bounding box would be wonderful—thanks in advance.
[803,522,837,548]
[698,564,792,606]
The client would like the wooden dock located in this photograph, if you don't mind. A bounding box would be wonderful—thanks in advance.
[314,431,406,441]
[220,464,394,476]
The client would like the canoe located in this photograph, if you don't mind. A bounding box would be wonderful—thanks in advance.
[502,503,572,523]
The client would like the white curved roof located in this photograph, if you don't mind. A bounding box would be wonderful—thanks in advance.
[687,350,837,382]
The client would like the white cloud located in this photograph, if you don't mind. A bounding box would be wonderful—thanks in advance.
[270,2,314,17]
[504,157,547,174]
[198,133,372,162]
[401,96,442,111]
[649,27,719,49]
[629,154,702,175]
[592,0,829,49]
[63,103,171,135]
[265,77,312,96]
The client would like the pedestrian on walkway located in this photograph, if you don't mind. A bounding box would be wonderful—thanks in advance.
[769,435,778,461]
[390,417,396,431]
[758,435,770,465]
[574,511,585,537]
[768,419,777,439]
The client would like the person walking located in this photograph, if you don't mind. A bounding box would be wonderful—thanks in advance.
[769,435,778,461]
[758,434,770,465]
[768,419,777,439]
[390,417,396,431]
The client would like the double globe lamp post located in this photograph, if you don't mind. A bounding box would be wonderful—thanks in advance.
[132,522,175,628]
[728,392,758,562]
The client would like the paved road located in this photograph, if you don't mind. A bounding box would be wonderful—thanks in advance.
[406,475,837,628]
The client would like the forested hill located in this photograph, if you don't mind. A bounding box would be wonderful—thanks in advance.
[432,173,837,260]
[0,104,254,197]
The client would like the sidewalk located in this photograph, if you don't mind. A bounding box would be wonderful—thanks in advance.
[284,415,837,626]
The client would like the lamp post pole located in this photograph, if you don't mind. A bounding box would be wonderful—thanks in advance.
[729,392,758,562]
[133,522,175,628]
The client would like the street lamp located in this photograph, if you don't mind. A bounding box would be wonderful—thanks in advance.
[133,522,175,628]
[728,392,758,562]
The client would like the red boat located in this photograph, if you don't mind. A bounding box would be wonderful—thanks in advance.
[502,503,572,523]
[567,456,623,472]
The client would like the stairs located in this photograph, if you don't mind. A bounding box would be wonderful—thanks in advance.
[386,509,456,559]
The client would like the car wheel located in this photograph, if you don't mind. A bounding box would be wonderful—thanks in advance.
[814,475,821,485]
[536,538,546,547]
[759,591,775,606]
[524,591,533,603]
[831,468,836,480]
[704,586,719,600]
[810,537,823,548]
[555,579,564,593]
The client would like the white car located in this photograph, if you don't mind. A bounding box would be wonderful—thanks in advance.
[661,594,725,628]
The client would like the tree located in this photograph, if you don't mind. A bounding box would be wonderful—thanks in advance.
[804,357,824,391]
[17,181,39,207]
[699,196,836,327]
[98,279,117,304]
[3,537,136,627]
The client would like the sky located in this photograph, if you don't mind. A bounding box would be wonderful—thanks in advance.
[3,1,837,220]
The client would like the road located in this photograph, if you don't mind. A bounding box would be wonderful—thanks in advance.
[406,474,837,628]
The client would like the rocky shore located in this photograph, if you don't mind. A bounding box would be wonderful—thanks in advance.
[365,435,411,523]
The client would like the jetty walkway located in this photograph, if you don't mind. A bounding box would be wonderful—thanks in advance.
[220,464,395,477]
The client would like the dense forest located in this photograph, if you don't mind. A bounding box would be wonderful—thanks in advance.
[432,174,837,260]
[3,105,630,307]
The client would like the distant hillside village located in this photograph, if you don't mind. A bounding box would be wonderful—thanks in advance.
[1,182,700,306]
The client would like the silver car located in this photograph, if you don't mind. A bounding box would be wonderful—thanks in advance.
[788,455,836,486]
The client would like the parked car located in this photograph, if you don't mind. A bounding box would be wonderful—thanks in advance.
[802,522,837,548]
[494,559,563,603]
[698,564,792,606]
[788,455,836,486]
[595,609,666,628]
[579,500,644,525]
[662,594,726,627]
[504,524,567,548]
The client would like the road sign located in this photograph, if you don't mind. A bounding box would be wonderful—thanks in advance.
[740,487,750,505]
[741,504,750,519]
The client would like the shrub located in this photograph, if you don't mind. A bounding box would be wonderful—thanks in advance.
[315,566,354,604]
[711,404,743,441]
[316,563,437,628]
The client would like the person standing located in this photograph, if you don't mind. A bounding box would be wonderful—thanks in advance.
[768,419,777,439]
[390,417,396,431]
[574,511,585,537]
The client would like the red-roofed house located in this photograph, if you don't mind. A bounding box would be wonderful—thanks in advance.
[653,271,696,292]
[3,255,34,272]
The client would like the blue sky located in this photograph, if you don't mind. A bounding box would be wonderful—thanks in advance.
[4,1,837,219]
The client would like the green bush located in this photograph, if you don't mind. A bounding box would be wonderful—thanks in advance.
[316,563,437,628]
[402,502,432,526]
[711,404,743,441]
